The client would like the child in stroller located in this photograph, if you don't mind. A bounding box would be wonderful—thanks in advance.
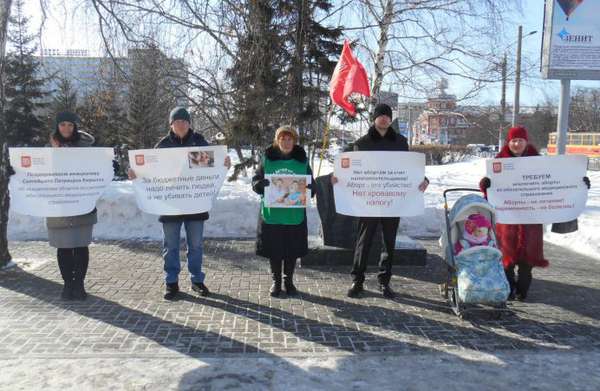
[454,213,496,255]
[440,192,510,317]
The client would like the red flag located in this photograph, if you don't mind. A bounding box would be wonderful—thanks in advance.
[329,40,371,117]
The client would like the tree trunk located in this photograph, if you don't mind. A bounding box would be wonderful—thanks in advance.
[370,0,394,102]
[0,0,14,268]
[234,146,247,177]
[0,144,10,268]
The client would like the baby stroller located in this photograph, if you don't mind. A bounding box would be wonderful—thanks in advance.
[439,189,510,319]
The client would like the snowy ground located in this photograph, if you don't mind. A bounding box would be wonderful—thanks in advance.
[8,153,600,260]
[3,351,600,390]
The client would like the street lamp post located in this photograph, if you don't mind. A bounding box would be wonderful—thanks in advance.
[499,53,507,150]
[512,26,537,127]
[512,26,523,126]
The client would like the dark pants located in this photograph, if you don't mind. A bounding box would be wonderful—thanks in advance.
[269,258,296,283]
[505,262,533,297]
[57,247,89,286]
[351,217,400,285]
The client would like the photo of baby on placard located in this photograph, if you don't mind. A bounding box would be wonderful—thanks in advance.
[264,175,311,208]
[188,150,215,168]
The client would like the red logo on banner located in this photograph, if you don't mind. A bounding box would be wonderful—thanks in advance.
[341,158,350,168]
[493,162,502,173]
[21,156,31,168]
[135,155,145,166]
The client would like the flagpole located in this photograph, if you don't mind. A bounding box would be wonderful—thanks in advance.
[317,104,335,177]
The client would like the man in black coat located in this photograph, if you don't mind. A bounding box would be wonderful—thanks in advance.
[129,107,230,300]
[333,103,428,298]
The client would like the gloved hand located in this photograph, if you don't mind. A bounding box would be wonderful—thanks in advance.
[253,178,270,195]
[583,176,590,189]
[479,177,491,191]
[7,164,16,176]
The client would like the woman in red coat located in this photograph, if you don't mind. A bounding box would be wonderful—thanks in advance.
[480,126,590,301]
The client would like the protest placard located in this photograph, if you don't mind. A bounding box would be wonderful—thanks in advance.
[128,146,228,215]
[486,155,588,224]
[9,147,114,217]
[333,151,425,217]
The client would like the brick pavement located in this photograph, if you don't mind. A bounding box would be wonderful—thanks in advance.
[1,239,600,359]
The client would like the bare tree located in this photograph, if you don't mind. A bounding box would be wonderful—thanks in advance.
[570,88,600,133]
[85,0,341,161]
[348,0,521,102]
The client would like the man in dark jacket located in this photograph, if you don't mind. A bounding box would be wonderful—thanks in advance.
[333,103,428,298]
[129,107,230,300]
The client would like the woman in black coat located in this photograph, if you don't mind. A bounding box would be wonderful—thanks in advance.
[252,126,315,297]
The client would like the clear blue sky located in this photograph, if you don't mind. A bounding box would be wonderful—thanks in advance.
[24,0,600,106]
[470,1,600,106]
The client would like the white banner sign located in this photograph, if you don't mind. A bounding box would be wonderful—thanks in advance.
[486,155,588,224]
[333,151,425,217]
[9,147,114,217]
[542,0,600,80]
[128,146,228,215]
[264,174,311,208]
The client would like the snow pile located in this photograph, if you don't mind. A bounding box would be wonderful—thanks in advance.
[7,154,600,260]
[544,172,600,260]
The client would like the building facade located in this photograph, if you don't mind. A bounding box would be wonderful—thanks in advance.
[412,79,470,145]
[37,48,188,106]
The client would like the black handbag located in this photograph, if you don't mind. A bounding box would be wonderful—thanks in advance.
[551,218,578,234]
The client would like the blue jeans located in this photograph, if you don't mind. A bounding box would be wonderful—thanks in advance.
[162,220,205,284]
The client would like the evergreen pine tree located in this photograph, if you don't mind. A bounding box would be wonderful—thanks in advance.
[227,0,287,148]
[78,78,129,147]
[46,76,78,130]
[227,0,342,149]
[3,0,48,146]
[50,77,77,113]
[127,45,176,148]
[280,0,342,134]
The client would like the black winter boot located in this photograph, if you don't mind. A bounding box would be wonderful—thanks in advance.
[57,249,74,300]
[505,266,517,301]
[515,263,533,301]
[71,248,89,301]
[164,282,180,300]
[270,282,282,297]
[191,282,210,297]
[347,282,364,297]
[283,258,298,296]
[269,259,282,297]
[379,283,396,299]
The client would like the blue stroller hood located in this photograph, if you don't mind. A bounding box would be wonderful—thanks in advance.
[448,194,494,226]
[441,193,497,262]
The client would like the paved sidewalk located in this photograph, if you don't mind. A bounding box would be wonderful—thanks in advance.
[1,239,600,389]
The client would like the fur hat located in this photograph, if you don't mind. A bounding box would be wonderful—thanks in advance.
[274,125,298,142]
